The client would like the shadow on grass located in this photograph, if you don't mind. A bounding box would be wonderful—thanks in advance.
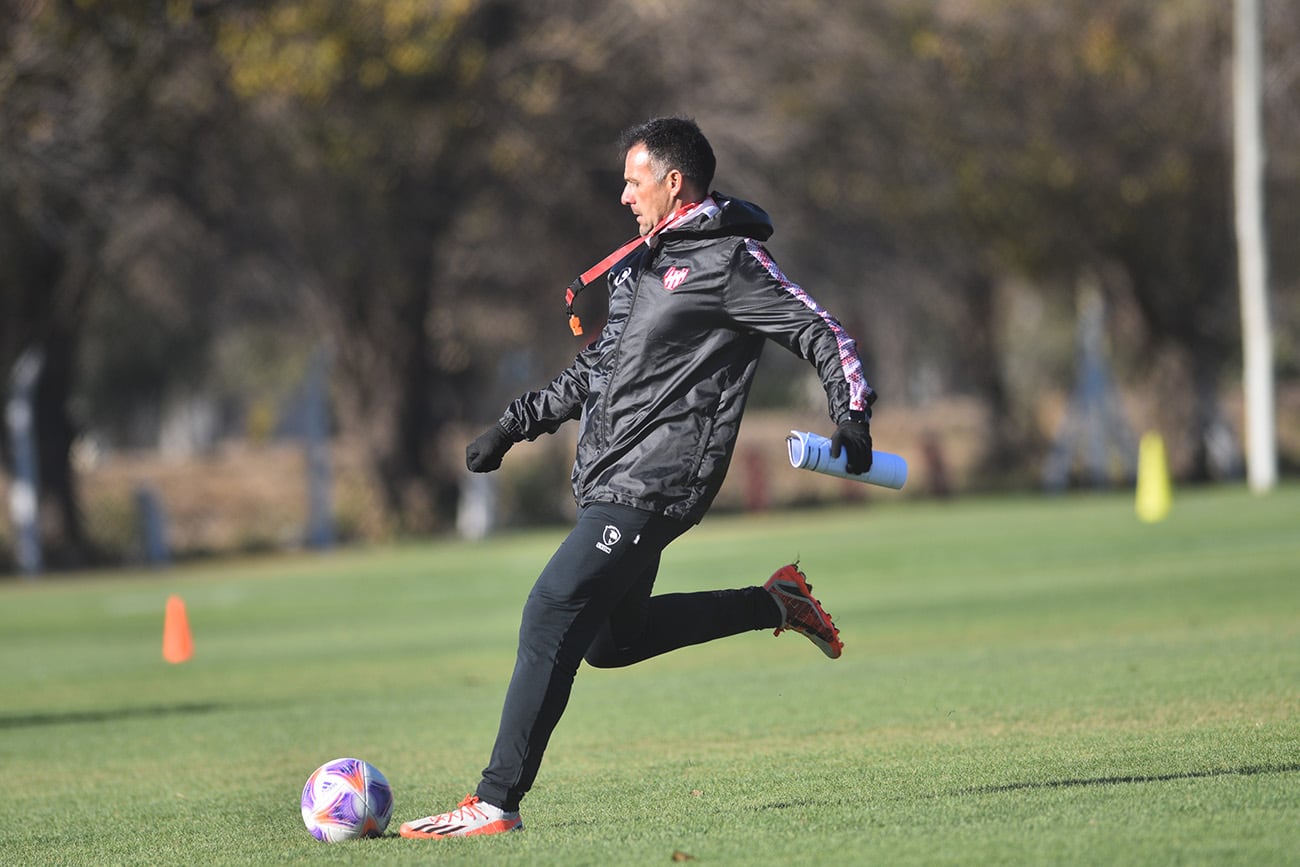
[757,798,822,811]
[963,762,1300,796]
[0,702,231,730]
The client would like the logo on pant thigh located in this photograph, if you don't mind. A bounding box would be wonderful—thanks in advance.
[596,524,622,554]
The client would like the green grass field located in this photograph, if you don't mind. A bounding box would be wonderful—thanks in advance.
[2,485,1297,865]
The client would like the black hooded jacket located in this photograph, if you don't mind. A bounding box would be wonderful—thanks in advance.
[499,193,875,523]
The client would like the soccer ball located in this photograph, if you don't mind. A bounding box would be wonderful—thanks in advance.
[300,757,394,842]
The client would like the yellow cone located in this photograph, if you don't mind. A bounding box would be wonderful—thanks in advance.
[1135,432,1172,523]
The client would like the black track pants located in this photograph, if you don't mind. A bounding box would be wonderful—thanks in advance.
[475,503,780,811]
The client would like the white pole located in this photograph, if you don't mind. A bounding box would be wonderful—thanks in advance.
[1233,0,1277,493]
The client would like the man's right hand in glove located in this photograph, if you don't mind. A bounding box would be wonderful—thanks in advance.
[466,424,515,473]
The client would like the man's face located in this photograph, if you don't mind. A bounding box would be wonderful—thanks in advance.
[621,144,677,236]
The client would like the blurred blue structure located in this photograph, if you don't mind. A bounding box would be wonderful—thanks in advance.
[134,484,171,566]
[302,345,335,550]
[1043,286,1136,491]
[6,349,44,577]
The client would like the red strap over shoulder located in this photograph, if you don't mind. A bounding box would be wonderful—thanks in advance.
[562,200,708,336]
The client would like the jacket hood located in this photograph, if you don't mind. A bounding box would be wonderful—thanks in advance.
[659,193,774,243]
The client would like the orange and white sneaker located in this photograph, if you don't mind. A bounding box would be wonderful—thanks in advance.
[764,563,843,659]
[399,794,523,839]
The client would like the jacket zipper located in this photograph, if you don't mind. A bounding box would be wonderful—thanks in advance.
[599,250,649,446]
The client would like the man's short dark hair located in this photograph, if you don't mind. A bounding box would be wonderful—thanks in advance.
[619,116,716,192]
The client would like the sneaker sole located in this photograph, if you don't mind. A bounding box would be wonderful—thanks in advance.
[398,818,522,839]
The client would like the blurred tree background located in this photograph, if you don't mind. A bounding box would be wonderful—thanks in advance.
[1,0,1297,571]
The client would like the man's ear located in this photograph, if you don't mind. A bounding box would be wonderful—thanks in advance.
[665,168,685,197]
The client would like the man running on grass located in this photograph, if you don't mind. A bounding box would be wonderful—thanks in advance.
[400,116,876,839]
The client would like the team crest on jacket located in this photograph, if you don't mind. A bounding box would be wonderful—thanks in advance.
[662,266,690,291]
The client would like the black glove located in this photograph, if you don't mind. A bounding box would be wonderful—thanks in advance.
[830,418,873,475]
[466,424,515,473]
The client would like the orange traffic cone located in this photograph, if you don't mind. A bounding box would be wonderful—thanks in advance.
[163,594,193,664]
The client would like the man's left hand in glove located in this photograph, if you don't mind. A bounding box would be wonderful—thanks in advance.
[829,414,873,475]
